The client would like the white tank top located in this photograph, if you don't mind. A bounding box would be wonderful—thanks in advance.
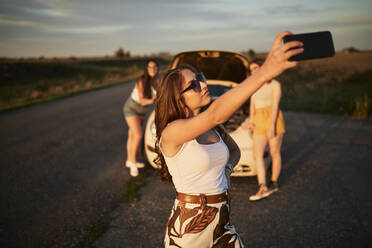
[130,85,156,103]
[252,79,278,109]
[161,131,229,195]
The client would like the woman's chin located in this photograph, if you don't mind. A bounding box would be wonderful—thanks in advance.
[203,97,211,106]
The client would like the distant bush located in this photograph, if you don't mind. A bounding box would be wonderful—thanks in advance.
[115,47,131,58]
[247,49,256,59]
[241,49,257,60]
[343,47,360,54]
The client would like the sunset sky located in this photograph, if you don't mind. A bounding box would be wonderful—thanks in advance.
[0,0,371,57]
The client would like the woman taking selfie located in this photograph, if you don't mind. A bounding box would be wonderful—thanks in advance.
[123,59,159,177]
[154,32,303,247]
[246,58,286,201]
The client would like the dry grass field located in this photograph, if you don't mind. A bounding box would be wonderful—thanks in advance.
[0,56,170,112]
[276,51,372,118]
[0,52,371,118]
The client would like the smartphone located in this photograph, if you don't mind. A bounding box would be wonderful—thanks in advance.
[283,31,335,61]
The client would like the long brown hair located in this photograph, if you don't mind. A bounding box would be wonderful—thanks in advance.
[154,64,198,184]
[140,59,159,98]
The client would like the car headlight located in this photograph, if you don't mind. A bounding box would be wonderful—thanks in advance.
[150,121,157,140]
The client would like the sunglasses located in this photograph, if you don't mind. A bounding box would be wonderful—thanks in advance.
[181,72,206,94]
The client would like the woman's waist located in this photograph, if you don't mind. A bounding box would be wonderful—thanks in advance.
[173,180,227,196]
[175,188,226,196]
[176,190,229,205]
[128,96,151,107]
[255,105,282,112]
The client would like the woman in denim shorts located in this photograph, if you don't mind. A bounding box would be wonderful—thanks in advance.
[123,59,159,176]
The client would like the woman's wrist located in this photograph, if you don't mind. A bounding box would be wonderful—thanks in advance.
[254,65,272,84]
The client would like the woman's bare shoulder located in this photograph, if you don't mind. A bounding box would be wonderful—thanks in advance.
[160,119,186,156]
[136,77,144,85]
[161,119,184,140]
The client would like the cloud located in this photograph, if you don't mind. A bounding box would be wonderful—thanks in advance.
[0,0,371,57]
[272,14,372,31]
[44,25,131,34]
[24,8,69,18]
[264,4,317,15]
[0,14,131,35]
[0,15,44,28]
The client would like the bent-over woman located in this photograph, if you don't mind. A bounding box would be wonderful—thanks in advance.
[123,59,159,176]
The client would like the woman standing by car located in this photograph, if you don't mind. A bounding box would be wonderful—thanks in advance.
[123,59,159,177]
[154,32,303,247]
[247,58,286,201]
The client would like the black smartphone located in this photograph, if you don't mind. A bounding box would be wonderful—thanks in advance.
[283,31,335,61]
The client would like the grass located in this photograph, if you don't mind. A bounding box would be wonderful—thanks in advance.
[3,52,370,118]
[77,220,110,248]
[0,56,170,112]
[75,165,154,248]
[276,51,372,119]
[119,165,153,202]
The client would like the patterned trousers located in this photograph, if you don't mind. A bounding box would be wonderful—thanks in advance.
[164,199,244,248]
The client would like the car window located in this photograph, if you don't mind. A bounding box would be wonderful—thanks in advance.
[207,85,231,98]
[207,84,250,107]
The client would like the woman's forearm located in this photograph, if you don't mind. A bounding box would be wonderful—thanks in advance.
[138,98,154,105]
[206,31,302,126]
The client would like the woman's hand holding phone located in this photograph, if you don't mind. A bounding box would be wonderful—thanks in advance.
[259,31,304,82]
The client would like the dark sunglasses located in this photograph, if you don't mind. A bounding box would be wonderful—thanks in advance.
[181,72,206,94]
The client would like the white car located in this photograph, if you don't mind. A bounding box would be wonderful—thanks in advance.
[144,50,271,176]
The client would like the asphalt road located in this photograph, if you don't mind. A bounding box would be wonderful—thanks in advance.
[93,112,372,247]
[0,83,136,248]
[1,82,372,247]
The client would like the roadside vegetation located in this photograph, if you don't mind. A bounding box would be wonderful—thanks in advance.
[248,51,372,119]
[0,56,170,112]
[1,51,371,118]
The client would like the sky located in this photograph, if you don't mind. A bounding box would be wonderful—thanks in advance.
[0,0,371,58]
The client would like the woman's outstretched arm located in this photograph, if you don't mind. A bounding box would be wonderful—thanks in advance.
[162,31,303,149]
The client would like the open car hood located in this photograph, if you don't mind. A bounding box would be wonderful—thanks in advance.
[169,50,250,85]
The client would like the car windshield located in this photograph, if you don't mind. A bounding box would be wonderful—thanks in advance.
[207,84,231,97]
[171,51,248,84]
